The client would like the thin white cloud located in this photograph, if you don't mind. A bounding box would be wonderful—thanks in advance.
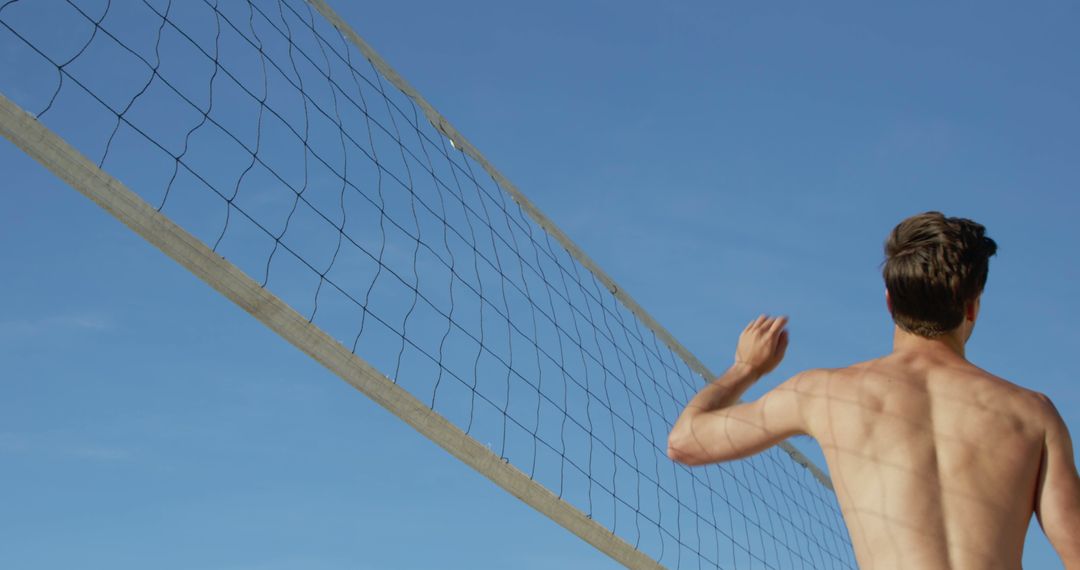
[70,445,132,461]
[0,312,114,339]
[0,432,132,461]
[0,432,29,452]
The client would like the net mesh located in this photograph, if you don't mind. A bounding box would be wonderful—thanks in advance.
[0,1,856,567]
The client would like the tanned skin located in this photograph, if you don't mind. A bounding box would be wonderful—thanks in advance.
[668,301,1080,569]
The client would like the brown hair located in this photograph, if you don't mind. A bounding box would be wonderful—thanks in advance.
[883,212,997,337]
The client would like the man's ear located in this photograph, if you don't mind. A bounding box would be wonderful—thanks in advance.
[965,295,981,322]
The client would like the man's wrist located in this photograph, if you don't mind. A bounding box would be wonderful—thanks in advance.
[726,361,761,383]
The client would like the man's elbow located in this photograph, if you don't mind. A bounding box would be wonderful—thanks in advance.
[667,431,703,466]
[667,442,686,464]
[667,443,695,465]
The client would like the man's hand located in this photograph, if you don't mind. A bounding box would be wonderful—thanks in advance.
[734,315,789,378]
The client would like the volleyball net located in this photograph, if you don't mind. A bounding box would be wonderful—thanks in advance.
[0,1,855,567]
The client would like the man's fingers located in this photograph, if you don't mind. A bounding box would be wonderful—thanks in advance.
[768,316,788,336]
[744,314,788,340]
[747,314,767,332]
[745,314,787,336]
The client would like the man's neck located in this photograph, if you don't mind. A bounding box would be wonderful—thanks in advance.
[891,326,968,359]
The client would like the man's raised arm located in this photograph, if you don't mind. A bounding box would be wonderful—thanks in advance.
[667,315,810,466]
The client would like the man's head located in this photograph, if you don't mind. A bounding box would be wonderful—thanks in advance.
[883,212,998,339]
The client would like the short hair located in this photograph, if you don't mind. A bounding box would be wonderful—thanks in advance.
[883,212,998,337]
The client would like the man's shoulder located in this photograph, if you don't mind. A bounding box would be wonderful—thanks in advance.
[964,364,1049,407]
[943,365,1059,435]
[1025,390,1066,434]
[791,359,887,385]
[773,365,869,399]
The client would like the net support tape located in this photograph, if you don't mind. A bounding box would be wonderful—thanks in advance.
[0,90,665,570]
[305,0,833,491]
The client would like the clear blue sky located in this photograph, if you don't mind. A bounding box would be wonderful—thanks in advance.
[2,0,1077,569]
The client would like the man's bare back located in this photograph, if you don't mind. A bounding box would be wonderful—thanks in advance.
[806,349,1050,569]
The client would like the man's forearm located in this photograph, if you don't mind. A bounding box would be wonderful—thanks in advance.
[671,362,759,434]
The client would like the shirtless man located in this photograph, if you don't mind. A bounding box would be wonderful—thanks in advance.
[667,212,1080,569]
